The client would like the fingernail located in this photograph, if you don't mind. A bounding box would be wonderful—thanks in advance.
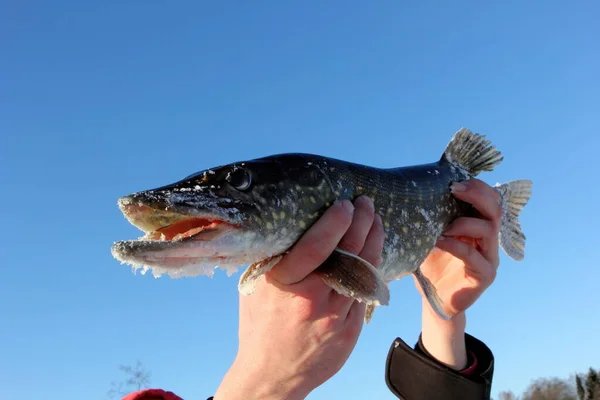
[355,195,374,209]
[451,182,467,192]
[340,199,355,214]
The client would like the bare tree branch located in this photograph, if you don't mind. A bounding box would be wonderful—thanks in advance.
[498,390,519,400]
[521,376,577,400]
[107,360,151,399]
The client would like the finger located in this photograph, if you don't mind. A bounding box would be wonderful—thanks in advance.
[337,213,385,318]
[344,300,367,336]
[443,217,499,266]
[450,179,502,229]
[444,217,495,239]
[268,200,354,285]
[435,236,497,287]
[359,214,385,268]
[337,196,375,255]
[329,197,376,322]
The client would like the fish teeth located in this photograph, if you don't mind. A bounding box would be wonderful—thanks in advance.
[172,233,184,241]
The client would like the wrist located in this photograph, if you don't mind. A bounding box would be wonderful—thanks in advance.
[214,358,309,400]
[420,299,468,370]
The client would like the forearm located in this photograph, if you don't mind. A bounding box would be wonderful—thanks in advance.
[420,299,468,370]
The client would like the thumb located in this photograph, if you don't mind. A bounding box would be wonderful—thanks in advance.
[268,200,355,285]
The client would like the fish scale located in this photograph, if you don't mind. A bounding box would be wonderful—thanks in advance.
[111,128,532,323]
[316,160,469,281]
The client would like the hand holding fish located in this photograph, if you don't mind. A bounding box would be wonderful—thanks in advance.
[422,178,502,315]
[417,178,503,370]
[213,197,385,400]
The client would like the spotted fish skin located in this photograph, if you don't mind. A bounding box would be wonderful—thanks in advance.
[111,128,532,323]
[219,153,469,283]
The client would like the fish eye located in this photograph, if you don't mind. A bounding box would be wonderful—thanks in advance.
[227,168,252,191]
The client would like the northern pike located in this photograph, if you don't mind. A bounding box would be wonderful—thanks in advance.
[111,128,532,322]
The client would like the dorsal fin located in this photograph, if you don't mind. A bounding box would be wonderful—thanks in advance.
[441,128,504,176]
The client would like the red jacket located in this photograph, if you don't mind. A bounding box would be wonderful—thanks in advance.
[123,389,183,400]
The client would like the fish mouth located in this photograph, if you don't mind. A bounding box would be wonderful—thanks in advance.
[110,192,252,277]
[110,214,237,262]
[114,194,240,243]
[143,216,227,241]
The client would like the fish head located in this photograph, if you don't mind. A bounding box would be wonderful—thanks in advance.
[111,153,335,278]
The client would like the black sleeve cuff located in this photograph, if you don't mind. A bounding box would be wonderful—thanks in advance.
[385,333,494,400]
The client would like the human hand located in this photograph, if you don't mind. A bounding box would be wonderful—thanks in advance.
[417,179,502,369]
[213,196,384,400]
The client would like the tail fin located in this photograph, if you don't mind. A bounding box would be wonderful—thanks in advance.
[442,128,504,176]
[494,180,533,261]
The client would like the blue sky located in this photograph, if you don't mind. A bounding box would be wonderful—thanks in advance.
[1,1,599,399]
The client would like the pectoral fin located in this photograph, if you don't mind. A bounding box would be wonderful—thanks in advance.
[413,267,451,320]
[364,304,376,324]
[238,255,283,295]
[315,247,390,307]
